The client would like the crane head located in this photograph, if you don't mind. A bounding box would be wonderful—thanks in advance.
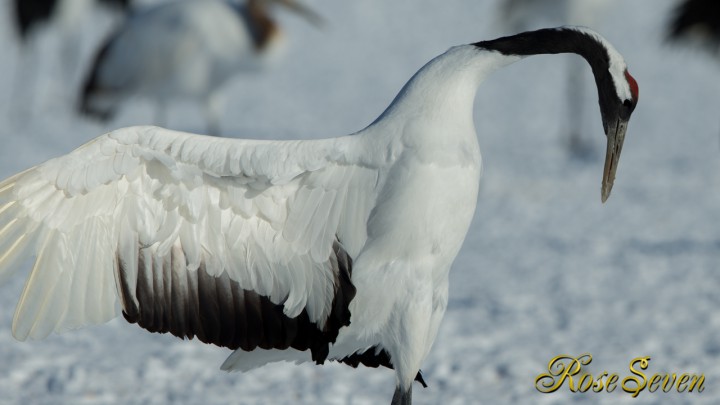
[472,26,639,203]
[599,68,638,203]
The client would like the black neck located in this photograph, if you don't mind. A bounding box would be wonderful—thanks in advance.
[474,27,610,73]
[474,27,619,118]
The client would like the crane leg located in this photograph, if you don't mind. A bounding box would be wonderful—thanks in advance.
[391,385,411,405]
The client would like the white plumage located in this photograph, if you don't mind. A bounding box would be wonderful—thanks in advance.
[79,0,321,135]
[0,27,638,404]
[3,129,368,335]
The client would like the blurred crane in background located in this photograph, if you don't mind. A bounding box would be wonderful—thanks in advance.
[668,0,720,137]
[668,0,720,57]
[79,0,323,136]
[13,0,130,41]
[498,0,614,156]
[9,0,132,113]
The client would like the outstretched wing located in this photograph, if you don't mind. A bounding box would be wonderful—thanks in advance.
[0,126,380,364]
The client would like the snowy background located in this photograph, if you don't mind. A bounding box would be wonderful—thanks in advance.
[1,0,720,404]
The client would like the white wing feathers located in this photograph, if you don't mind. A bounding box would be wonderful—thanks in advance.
[0,126,380,341]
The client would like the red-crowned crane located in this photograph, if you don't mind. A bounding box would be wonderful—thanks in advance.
[668,0,720,135]
[79,0,322,135]
[668,0,720,56]
[9,0,131,111]
[0,27,638,404]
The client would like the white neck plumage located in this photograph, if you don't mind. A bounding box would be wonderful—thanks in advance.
[369,26,637,201]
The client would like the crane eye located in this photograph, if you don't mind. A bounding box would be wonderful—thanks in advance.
[620,99,635,119]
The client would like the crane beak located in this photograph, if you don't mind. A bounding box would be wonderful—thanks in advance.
[278,0,325,27]
[601,117,628,203]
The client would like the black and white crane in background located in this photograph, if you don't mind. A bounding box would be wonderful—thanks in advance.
[79,0,323,135]
[668,0,720,138]
[8,0,131,112]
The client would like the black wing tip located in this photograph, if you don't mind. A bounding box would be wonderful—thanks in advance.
[117,238,356,365]
[337,347,428,388]
[417,370,428,388]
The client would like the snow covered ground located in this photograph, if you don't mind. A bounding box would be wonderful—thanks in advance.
[1,0,720,403]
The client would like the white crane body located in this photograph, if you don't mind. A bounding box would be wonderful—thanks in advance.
[0,27,638,404]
